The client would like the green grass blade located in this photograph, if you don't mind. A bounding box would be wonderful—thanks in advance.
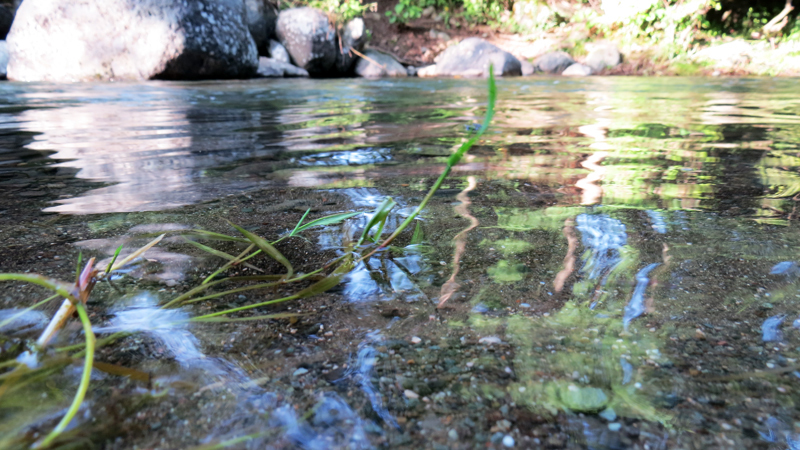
[289,208,312,237]
[182,238,263,274]
[191,312,305,323]
[292,211,362,236]
[104,245,123,274]
[410,222,424,245]
[229,222,293,279]
[0,274,79,302]
[75,252,83,283]
[369,67,496,252]
[39,303,95,448]
[201,243,258,285]
[357,197,396,246]
[186,229,250,243]
[193,258,353,320]
[109,234,164,273]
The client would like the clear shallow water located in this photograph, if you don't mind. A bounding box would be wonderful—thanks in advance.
[2,77,800,449]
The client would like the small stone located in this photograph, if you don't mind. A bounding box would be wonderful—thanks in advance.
[694,328,706,340]
[502,435,515,447]
[404,389,419,399]
[599,407,617,421]
[448,429,458,440]
[411,336,422,344]
[479,336,502,345]
[608,422,622,432]
[292,368,308,377]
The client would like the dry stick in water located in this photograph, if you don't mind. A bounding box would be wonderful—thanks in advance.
[438,176,479,308]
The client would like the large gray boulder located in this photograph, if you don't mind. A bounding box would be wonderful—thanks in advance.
[275,7,336,76]
[0,40,7,79]
[418,38,521,78]
[7,0,259,82]
[533,51,575,74]
[276,7,363,77]
[585,42,621,72]
[355,50,407,78]
[244,0,278,55]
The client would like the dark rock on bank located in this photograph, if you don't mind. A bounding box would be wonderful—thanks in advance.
[335,17,366,75]
[244,0,279,56]
[257,56,308,77]
[7,0,258,81]
[355,49,407,78]
[0,40,7,79]
[534,51,575,74]
[417,37,521,78]
[0,4,12,40]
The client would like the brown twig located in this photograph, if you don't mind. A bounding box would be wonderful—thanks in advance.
[350,48,387,70]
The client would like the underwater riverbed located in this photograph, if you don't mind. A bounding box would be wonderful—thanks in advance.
[2,76,800,449]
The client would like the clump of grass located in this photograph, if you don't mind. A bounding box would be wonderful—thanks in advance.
[168,68,497,319]
[0,235,163,448]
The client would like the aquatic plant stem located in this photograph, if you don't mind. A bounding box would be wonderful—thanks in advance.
[39,303,95,448]
[362,68,496,260]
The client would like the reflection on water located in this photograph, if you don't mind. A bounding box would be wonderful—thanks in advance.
[1,77,798,217]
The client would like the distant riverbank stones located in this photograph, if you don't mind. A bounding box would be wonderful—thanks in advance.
[7,0,259,81]
[533,51,575,74]
[417,37,521,78]
[355,50,407,78]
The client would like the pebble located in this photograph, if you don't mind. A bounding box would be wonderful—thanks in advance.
[448,429,458,440]
[694,328,706,340]
[479,336,502,345]
[502,435,515,447]
[608,423,622,431]
[404,389,419,399]
[411,336,422,344]
[292,368,308,377]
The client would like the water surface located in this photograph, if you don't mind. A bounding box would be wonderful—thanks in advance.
[1,77,800,449]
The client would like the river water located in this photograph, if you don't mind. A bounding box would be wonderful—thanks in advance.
[1,77,800,449]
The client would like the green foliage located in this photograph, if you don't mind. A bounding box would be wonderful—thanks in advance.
[296,0,371,22]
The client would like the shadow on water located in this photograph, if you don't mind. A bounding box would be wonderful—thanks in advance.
[3,77,800,448]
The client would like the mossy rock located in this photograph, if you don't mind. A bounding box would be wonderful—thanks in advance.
[556,383,609,413]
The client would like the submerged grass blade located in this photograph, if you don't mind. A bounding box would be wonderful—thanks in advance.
[291,211,362,236]
[193,258,354,320]
[191,312,305,323]
[39,303,95,448]
[187,229,250,243]
[229,222,293,279]
[357,197,396,246]
[201,243,258,285]
[109,234,164,273]
[104,245,123,274]
[182,238,263,273]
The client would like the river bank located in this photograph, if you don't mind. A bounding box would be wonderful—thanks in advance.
[1,1,800,81]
